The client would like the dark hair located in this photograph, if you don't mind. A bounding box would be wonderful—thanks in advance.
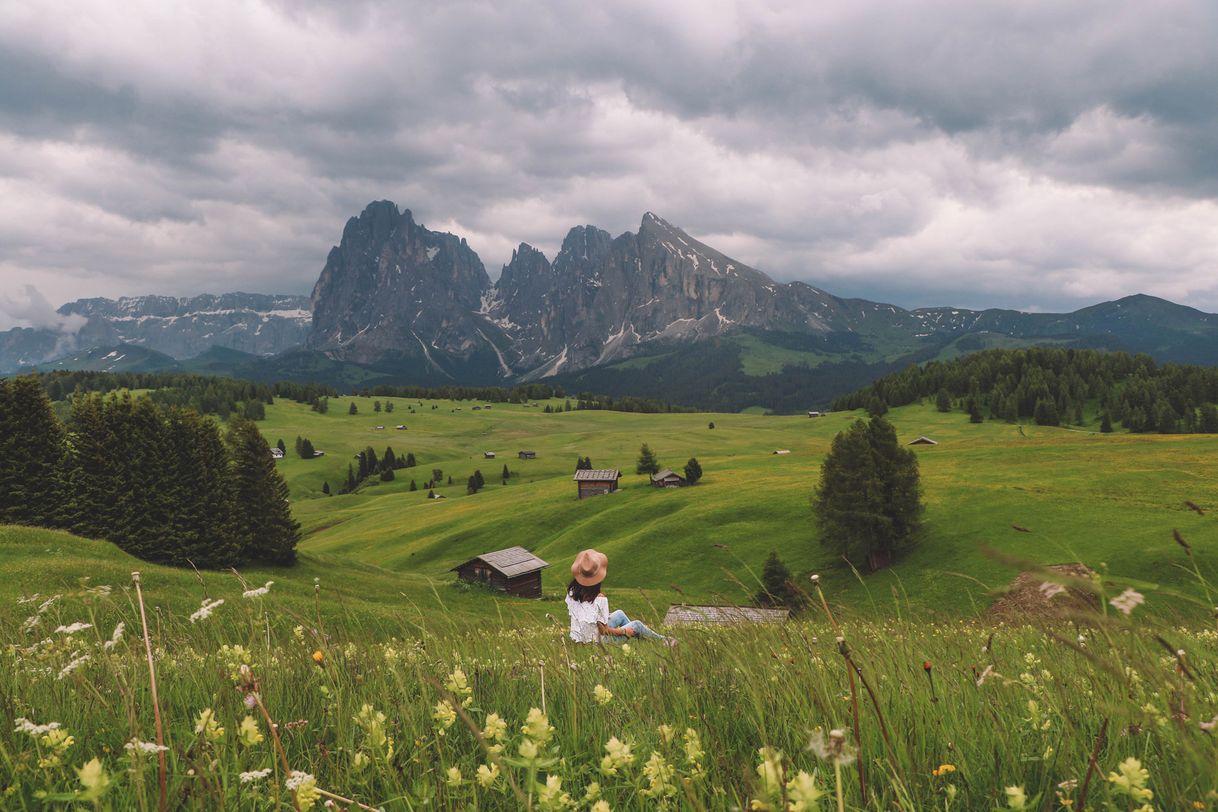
[566,579,602,603]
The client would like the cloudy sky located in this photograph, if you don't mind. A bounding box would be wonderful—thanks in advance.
[2,0,1217,329]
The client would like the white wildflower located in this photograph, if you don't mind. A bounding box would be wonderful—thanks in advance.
[807,728,856,767]
[190,598,224,623]
[58,653,90,680]
[124,739,169,754]
[55,622,93,635]
[14,718,61,736]
[285,770,314,791]
[1109,589,1145,616]
[103,622,125,651]
[242,582,274,599]
[239,768,273,783]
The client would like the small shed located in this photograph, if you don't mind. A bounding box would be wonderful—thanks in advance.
[374,425,385,430]
[312,450,326,457]
[772,449,791,455]
[518,450,537,460]
[472,406,482,411]
[807,410,822,418]
[484,451,497,459]
[483,405,493,409]
[270,447,284,459]
[651,469,685,488]
[395,424,407,430]
[451,546,549,598]
[909,436,938,446]
[573,469,621,499]
[663,605,790,626]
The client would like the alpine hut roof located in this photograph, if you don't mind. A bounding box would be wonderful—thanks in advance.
[450,546,550,579]
[663,605,790,626]
[909,436,938,445]
[651,468,680,480]
[573,469,622,481]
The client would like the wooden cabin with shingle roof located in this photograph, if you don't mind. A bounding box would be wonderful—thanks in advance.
[573,469,621,499]
[451,546,549,598]
[663,605,790,626]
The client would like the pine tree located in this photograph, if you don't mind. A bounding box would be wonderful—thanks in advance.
[966,397,983,423]
[708,421,715,429]
[0,377,67,528]
[813,417,922,572]
[409,479,417,491]
[467,475,478,495]
[1199,404,1218,433]
[62,392,124,542]
[636,443,660,475]
[166,407,241,568]
[348,402,358,415]
[683,457,703,484]
[1033,399,1060,426]
[502,463,510,481]
[385,401,394,413]
[299,438,315,459]
[405,452,417,468]
[383,447,396,470]
[474,469,485,489]
[380,467,395,482]
[448,475,453,485]
[346,463,357,492]
[867,397,888,417]
[935,389,952,412]
[294,435,304,456]
[374,400,382,413]
[242,399,266,420]
[1100,413,1114,433]
[322,481,331,495]
[227,418,300,564]
[754,552,807,608]
[276,438,286,454]
[432,468,443,483]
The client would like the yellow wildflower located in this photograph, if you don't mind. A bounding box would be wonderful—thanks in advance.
[932,763,957,777]
[593,684,614,705]
[1004,785,1028,810]
[76,758,111,802]
[522,708,554,744]
[194,709,224,742]
[786,770,825,811]
[476,762,500,788]
[238,716,264,747]
[433,700,456,734]
[445,766,463,787]
[1107,757,1153,803]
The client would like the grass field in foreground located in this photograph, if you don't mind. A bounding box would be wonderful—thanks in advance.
[1,526,1216,810]
[257,397,1218,620]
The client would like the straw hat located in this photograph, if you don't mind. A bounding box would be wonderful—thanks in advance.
[571,549,608,586]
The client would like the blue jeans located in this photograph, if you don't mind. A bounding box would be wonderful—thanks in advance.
[602,609,666,643]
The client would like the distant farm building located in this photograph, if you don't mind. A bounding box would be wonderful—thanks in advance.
[650,469,686,488]
[312,450,326,457]
[270,447,284,459]
[395,425,407,430]
[663,605,790,626]
[374,425,385,430]
[473,406,482,411]
[772,449,791,455]
[451,546,549,598]
[518,450,537,460]
[573,469,621,499]
[909,436,938,446]
[483,405,493,409]
[484,451,497,459]
[807,410,822,418]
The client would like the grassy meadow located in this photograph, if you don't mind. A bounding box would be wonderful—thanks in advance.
[4,394,1218,808]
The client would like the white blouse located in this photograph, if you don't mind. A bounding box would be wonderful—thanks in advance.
[566,593,609,643]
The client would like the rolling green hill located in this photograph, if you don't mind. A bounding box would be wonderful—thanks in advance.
[254,396,1218,619]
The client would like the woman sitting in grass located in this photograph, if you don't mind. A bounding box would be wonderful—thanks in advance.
[565,548,673,645]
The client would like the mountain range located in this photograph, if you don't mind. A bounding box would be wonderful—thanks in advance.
[6,199,1218,410]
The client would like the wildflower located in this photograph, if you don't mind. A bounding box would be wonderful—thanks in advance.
[238,767,272,783]
[601,736,635,776]
[55,622,92,635]
[242,581,274,599]
[76,758,111,801]
[932,763,957,777]
[1106,757,1153,803]
[1109,589,1145,616]
[593,684,614,705]
[57,653,90,680]
[518,738,541,762]
[351,751,370,772]
[482,712,508,742]
[522,707,554,744]
[354,704,394,760]
[620,643,631,656]
[285,771,321,808]
[583,781,601,802]
[537,774,573,810]
[591,802,611,812]
[238,715,264,747]
[445,766,463,787]
[683,727,705,768]
[14,718,61,736]
[807,728,856,767]
[786,770,825,810]
[1004,785,1028,810]
[476,762,500,788]
[124,739,169,755]
[433,700,456,734]
[1039,582,1066,600]
[312,650,325,665]
[194,709,224,742]
[189,598,224,623]
[753,746,785,806]
[103,623,125,651]
[641,751,676,798]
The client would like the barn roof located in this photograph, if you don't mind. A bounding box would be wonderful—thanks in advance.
[663,605,790,626]
[573,469,621,481]
[909,436,938,445]
[651,469,682,480]
[451,546,550,578]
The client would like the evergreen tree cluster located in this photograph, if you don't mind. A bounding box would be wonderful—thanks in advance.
[575,456,593,471]
[833,347,1218,434]
[813,417,923,572]
[0,377,299,568]
[573,393,692,414]
[636,444,660,475]
[754,552,807,609]
[342,445,417,493]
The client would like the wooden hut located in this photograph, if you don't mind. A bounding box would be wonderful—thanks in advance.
[909,436,938,445]
[451,546,549,598]
[518,450,537,460]
[573,469,621,499]
[663,605,790,626]
[650,469,685,488]
[484,451,497,459]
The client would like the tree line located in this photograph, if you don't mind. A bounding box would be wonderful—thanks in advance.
[0,376,299,568]
[832,347,1218,433]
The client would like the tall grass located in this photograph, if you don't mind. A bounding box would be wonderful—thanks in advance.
[2,560,1217,811]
